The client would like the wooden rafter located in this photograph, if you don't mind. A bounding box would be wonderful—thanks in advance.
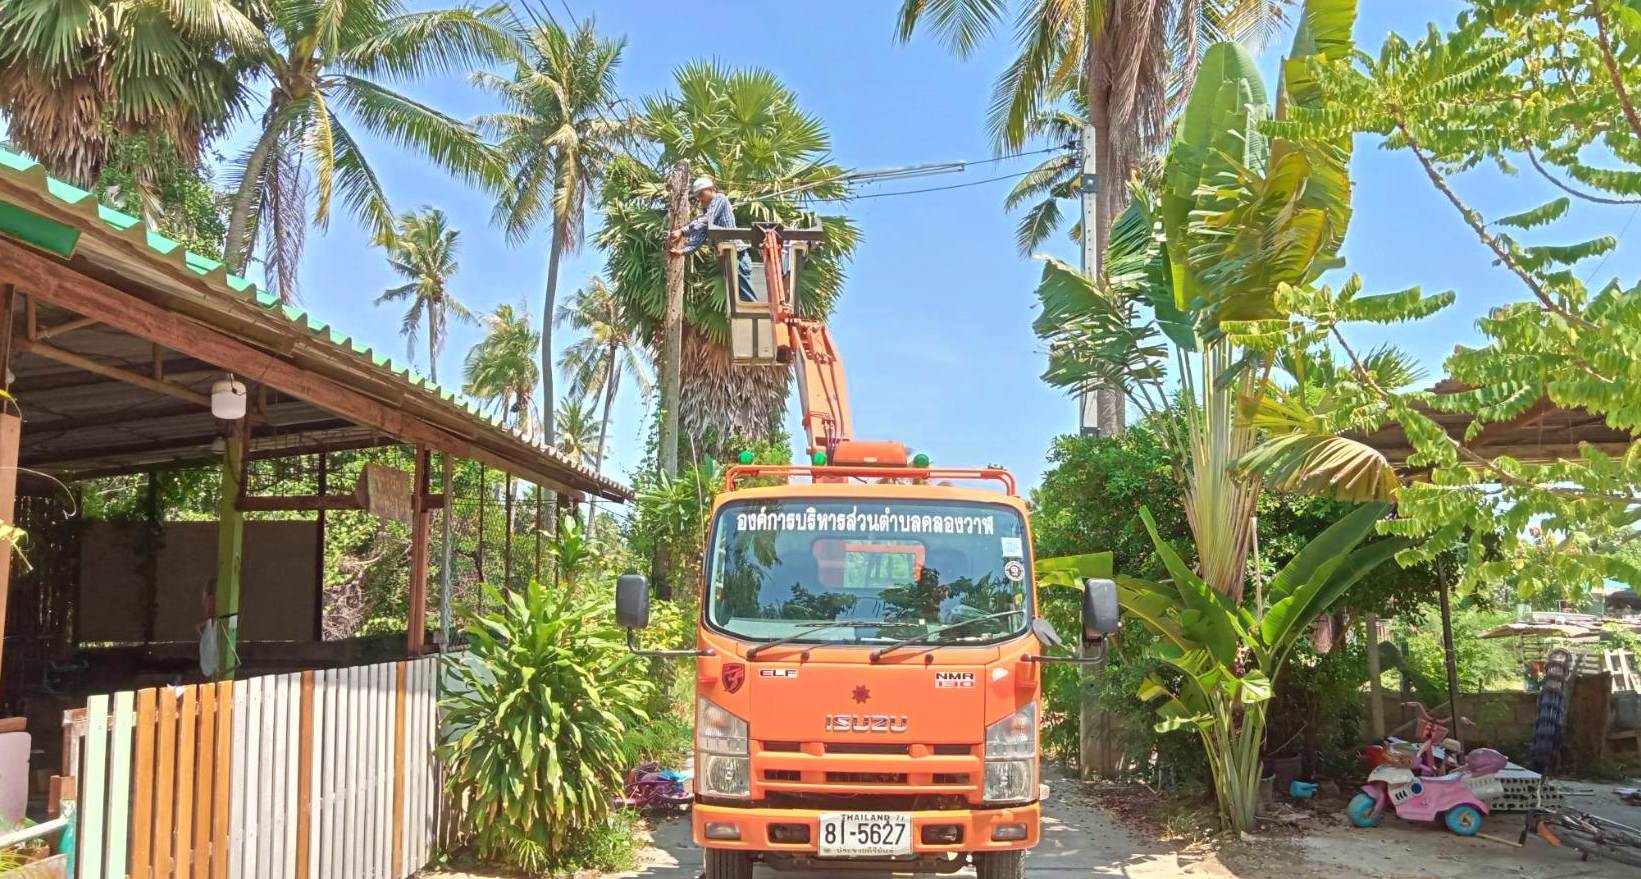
[15,335,211,408]
[235,493,446,512]
[34,315,100,341]
[0,238,596,499]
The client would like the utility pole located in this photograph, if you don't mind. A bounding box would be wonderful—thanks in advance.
[658,161,690,476]
[1076,124,1105,438]
[1077,122,1123,782]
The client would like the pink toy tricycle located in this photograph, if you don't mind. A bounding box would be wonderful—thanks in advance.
[1348,703,1507,836]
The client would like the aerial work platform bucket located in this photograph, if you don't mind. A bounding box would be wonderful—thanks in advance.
[709,225,823,363]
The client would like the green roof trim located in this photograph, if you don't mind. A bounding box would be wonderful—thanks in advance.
[0,199,79,257]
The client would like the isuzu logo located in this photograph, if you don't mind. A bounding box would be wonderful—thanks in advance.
[825,714,910,733]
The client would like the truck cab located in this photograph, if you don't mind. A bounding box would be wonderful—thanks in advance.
[617,465,1116,879]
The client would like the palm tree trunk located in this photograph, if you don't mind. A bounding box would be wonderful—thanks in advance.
[428,315,439,385]
[541,183,566,541]
[587,344,620,521]
[223,114,285,274]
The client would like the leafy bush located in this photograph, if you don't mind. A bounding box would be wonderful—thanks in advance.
[1266,639,1366,776]
[440,579,654,874]
[1037,576,1209,784]
[1394,605,1520,699]
[553,808,646,874]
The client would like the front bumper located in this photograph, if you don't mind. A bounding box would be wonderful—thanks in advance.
[692,801,1040,854]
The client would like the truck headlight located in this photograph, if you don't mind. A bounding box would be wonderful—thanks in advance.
[699,753,752,798]
[697,697,749,755]
[697,698,750,798]
[984,759,1036,803]
[984,703,1037,803]
[985,703,1037,759]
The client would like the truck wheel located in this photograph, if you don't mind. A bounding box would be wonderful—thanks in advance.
[975,851,1026,879]
[704,849,753,879]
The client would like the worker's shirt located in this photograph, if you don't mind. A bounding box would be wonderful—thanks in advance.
[680,193,746,253]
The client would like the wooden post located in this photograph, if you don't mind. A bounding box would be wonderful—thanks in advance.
[1365,612,1386,740]
[214,424,246,679]
[407,447,431,656]
[503,476,514,592]
[658,160,690,476]
[439,454,453,646]
[0,411,18,693]
[475,465,486,585]
[534,487,543,586]
[0,285,17,695]
[1437,574,1464,752]
[314,453,327,640]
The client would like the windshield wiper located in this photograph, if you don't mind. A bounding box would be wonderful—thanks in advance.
[745,619,898,660]
[868,610,1026,662]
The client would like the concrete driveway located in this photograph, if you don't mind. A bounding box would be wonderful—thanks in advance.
[607,775,1639,879]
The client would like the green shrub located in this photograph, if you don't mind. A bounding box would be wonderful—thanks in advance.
[555,808,646,874]
[1395,606,1520,700]
[1038,573,1208,785]
[1266,640,1366,776]
[440,579,654,874]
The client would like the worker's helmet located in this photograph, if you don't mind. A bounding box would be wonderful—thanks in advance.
[691,176,716,196]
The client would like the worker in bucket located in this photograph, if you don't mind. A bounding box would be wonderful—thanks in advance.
[668,175,757,301]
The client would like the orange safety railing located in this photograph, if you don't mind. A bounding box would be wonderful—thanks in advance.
[724,465,1017,496]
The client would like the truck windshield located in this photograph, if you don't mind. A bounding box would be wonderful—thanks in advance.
[706,499,1031,646]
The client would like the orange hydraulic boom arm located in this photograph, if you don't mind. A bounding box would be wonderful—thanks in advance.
[754,226,853,457]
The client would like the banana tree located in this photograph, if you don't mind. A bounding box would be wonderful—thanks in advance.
[1125,502,1405,830]
[1031,0,1411,833]
[1035,0,1375,606]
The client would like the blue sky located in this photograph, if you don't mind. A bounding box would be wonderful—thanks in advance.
[209,1,1641,495]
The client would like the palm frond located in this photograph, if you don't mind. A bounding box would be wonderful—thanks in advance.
[895,0,1010,59]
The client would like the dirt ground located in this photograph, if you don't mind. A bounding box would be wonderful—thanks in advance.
[425,769,1641,878]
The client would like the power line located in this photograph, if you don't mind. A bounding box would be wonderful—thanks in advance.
[812,168,1041,202]
[737,143,1072,202]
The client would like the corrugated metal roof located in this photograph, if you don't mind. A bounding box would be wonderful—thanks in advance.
[0,147,630,501]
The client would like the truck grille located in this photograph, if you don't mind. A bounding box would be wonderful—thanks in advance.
[825,742,909,755]
[826,771,908,785]
[751,740,981,797]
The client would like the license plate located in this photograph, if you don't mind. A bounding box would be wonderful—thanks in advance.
[817,812,913,857]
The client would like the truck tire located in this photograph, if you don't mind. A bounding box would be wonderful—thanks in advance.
[704,849,753,879]
[975,851,1025,879]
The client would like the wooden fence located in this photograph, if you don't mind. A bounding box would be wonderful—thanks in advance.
[63,657,442,879]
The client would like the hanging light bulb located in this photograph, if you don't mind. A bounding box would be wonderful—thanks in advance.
[211,375,247,420]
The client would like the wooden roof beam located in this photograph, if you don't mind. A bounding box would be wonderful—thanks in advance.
[20,417,357,469]
[15,335,210,408]
[33,315,99,341]
[0,239,593,499]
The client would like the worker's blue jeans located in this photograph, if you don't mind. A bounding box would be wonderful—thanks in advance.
[736,250,757,302]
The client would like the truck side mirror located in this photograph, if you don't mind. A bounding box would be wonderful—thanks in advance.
[1082,577,1119,641]
[616,573,651,629]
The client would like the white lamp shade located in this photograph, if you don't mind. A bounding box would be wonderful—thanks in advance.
[211,378,247,420]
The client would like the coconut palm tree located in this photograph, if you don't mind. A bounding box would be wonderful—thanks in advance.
[895,0,1290,431]
[553,395,602,468]
[1006,86,1087,255]
[598,62,859,460]
[376,208,472,385]
[464,303,541,435]
[475,18,625,447]
[218,0,516,300]
[557,276,650,481]
[0,0,262,187]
